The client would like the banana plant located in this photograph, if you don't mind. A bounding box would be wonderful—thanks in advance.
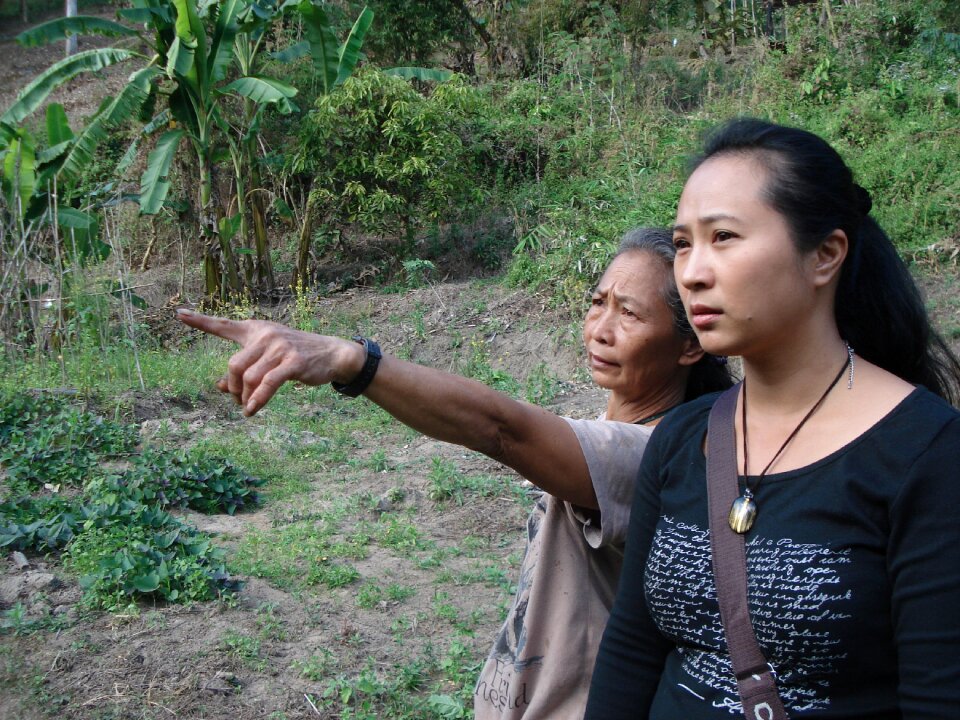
[133,0,374,298]
[1,104,111,267]
[3,1,376,299]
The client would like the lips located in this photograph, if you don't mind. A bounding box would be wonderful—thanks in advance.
[589,353,618,370]
[689,303,723,329]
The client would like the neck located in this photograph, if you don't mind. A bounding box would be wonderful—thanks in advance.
[741,326,849,415]
[606,379,687,424]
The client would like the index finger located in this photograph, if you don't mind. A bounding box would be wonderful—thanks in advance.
[175,309,249,345]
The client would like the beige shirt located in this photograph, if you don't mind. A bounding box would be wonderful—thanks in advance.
[473,418,653,720]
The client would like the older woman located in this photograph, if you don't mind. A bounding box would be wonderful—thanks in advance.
[176,227,732,719]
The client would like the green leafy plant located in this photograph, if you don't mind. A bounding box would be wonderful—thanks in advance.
[290,68,485,282]
[0,391,254,610]
[63,505,235,609]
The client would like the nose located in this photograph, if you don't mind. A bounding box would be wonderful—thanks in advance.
[593,305,618,345]
[676,242,712,291]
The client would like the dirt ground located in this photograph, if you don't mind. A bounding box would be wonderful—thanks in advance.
[0,277,607,720]
[0,4,134,123]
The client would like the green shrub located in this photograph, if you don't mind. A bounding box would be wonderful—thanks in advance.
[63,506,234,610]
[290,69,487,254]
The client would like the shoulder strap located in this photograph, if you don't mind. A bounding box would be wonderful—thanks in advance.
[706,385,790,720]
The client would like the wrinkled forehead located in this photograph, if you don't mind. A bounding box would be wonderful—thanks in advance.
[597,249,674,301]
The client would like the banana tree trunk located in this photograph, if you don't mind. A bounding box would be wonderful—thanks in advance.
[295,190,314,290]
[200,162,240,300]
[251,189,274,292]
[242,140,274,292]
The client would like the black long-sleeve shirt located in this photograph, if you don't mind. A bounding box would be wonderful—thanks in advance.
[585,387,960,719]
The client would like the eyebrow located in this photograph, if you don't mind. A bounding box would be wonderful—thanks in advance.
[613,291,647,310]
[672,213,741,233]
[591,286,646,308]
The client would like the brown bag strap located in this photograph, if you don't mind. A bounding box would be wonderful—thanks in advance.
[707,385,790,720]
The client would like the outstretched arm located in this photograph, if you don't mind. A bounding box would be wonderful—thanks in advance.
[176,310,597,508]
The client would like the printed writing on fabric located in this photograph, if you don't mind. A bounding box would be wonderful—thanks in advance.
[475,658,531,712]
[644,517,852,714]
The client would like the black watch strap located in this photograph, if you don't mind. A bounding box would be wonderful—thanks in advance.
[332,336,382,397]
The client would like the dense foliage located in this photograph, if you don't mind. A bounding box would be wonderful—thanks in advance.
[0,0,958,346]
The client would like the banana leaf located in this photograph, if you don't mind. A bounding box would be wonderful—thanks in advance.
[171,0,208,96]
[297,0,339,95]
[45,104,74,146]
[269,40,309,63]
[59,66,161,182]
[208,0,244,84]
[57,207,110,265]
[116,110,171,177]
[221,76,297,113]
[0,48,137,127]
[336,6,374,86]
[2,131,36,214]
[16,16,140,47]
[139,129,185,214]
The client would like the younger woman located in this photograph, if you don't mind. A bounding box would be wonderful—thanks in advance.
[585,119,960,718]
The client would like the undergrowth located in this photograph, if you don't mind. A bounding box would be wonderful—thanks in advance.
[0,390,261,612]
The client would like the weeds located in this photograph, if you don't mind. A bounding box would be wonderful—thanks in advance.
[0,391,254,610]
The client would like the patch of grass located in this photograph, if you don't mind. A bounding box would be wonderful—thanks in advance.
[461,337,521,396]
[356,582,384,609]
[386,583,416,603]
[427,457,506,505]
[523,361,565,405]
[231,519,369,592]
[431,591,459,624]
[374,515,432,553]
[256,602,287,641]
[292,650,336,681]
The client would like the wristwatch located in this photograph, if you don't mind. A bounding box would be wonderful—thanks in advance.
[331,336,382,397]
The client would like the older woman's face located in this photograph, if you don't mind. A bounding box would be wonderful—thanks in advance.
[582,250,692,398]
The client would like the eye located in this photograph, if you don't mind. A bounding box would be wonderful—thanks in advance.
[714,230,736,242]
[672,236,690,250]
[590,295,604,307]
[622,308,637,319]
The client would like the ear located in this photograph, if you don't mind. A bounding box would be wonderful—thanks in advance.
[811,230,848,287]
[677,336,704,367]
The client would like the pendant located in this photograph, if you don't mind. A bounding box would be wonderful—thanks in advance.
[728,495,757,534]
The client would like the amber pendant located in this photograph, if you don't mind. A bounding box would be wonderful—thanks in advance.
[728,495,757,534]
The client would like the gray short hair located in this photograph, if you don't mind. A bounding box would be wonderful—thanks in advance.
[615,227,692,340]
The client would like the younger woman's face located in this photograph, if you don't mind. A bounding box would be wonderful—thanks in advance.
[671,154,821,359]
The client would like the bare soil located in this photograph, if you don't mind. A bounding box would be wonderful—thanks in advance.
[0,4,135,125]
[0,278,606,720]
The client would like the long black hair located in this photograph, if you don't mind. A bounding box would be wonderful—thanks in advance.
[691,118,960,405]
[617,227,735,401]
